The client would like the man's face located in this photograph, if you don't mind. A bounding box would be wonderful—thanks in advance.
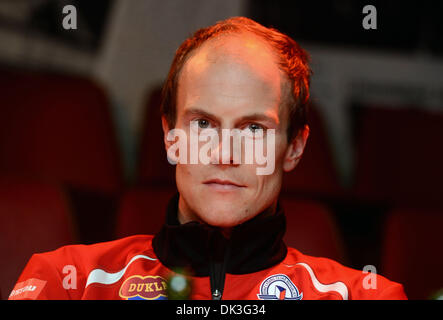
[163,34,307,228]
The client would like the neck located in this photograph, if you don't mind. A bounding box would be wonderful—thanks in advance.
[152,192,288,277]
[176,196,278,239]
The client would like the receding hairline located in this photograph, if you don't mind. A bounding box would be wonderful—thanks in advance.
[179,30,285,77]
[177,31,295,131]
[161,17,311,142]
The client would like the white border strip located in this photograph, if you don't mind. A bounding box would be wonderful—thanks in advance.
[296,262,349,300]
[85,254,157,288]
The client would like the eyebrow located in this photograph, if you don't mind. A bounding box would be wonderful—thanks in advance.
[183,107,279,126]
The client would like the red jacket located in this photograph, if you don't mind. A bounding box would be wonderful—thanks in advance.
[9,194,407,300]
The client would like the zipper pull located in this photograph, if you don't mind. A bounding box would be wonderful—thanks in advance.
[212,289,222,300]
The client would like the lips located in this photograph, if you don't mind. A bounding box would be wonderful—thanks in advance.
[203,179,246,192]
[203,178,246,188]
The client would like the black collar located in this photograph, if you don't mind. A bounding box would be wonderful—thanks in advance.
[152,193,288,277]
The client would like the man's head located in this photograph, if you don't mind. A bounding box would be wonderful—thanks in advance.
[161,17,311,228]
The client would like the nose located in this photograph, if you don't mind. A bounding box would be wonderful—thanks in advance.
[209,129,241,166]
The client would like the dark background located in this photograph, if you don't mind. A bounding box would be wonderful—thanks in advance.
[0,0,442,300]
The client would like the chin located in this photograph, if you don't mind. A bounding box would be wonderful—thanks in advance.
[198,204,253,228]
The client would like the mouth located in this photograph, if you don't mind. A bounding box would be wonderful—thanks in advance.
[203,179,246,191]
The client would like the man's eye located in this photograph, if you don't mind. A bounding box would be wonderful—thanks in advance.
[197,119,210,129]
[247,123,264,133]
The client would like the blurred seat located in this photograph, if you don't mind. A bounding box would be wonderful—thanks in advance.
[0,176,77,299]
[0,69,125,243]
[136,86,175,188]
[115,187,177,239]
[281,104,343,199]
[380,207,443,299]
[353,105,443,207]
[281,196,346,264]
[0,69,124,193]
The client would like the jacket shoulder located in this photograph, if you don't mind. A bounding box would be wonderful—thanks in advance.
[284,247,407,300]
[9,235,155,299]
[44,234,155,261]
[27,234,155,269]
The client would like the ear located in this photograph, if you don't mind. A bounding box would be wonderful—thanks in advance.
[283,125,310,172]
[161,116,174,153]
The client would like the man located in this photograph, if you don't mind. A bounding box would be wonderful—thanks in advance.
[9,17,406,300]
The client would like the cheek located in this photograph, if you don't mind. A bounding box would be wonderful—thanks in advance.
[176,164,194,190]
[258,139,287,189]
[248,164,283,199]
[242,136,287,187]
[176,163,200,180]
[256,170,283,191]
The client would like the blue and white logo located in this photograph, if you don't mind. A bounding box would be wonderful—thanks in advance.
[257,274,303,300]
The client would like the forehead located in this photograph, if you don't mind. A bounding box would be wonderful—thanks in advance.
[188,33,281,79]
[177,33,289,120]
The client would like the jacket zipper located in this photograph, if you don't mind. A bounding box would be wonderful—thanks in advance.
[210,259,225,300]
[209,229,230,300]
